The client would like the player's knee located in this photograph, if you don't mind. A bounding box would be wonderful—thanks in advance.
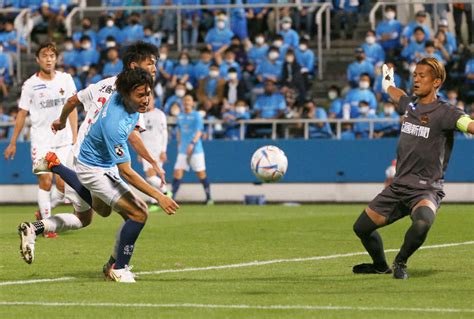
[131,198,149,223]
[353,211,378,238]
[75,209,93,227]
[411,206,435,230]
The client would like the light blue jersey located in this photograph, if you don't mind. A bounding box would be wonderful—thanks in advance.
[79,92,139,168]
[177,111,204,155]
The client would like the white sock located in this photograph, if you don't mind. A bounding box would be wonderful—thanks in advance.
[147,176,168,194]
[50,187,65,209]
[42,213,83,233]
[112,221,127,260]
[38,189,51,219]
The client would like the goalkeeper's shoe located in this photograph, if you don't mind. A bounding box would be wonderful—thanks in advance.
[108,265,136,283]
[392,261,408,280]
[352,263,392,274]
[18,222,36,264]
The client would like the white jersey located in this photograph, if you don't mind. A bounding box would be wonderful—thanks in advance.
[142,108,168,154]
[19,71,76,147]
[73,76,145,157]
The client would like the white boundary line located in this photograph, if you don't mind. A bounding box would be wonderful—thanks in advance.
[0,301,473,313]
[1,241,473,287]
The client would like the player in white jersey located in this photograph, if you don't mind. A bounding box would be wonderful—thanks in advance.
[4,42,78,238]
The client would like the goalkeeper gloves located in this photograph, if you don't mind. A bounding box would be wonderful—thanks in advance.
[381,64,395,93]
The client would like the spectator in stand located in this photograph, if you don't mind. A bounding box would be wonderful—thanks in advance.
[374,101,400,138]
[83,64,102,87]
[180,0,201,51]
[223,67,249,110]
[230,0,248,41]
[402,10,431,46]
[229,36,248,70]
[327,85,344,119]
[72,17,97,49]
[332,0,359,40]
[205,13,234,57]
[344,73,377,118]
[143,26,161,47]
[246,33,269,66]
[295,38,315,90]
[374,62,401,102]
[38,0,69,41]
[446,89,459,106]
[254,79,286,119]
[219,49,241,80]
[156,44,174,88]
[122,12,145,45]
[59,37,78,68]
[0,105,11,139]
[157,0,177,46]
[437,19,457,53]
[255,46,283,85]
[66,66,82,91]
[193,48,213,85]
[164,83,186,115]
[353,100,377,139]
[304,99,332,139]
[102,47,123,78]
[453,3,472,45]
[197,63,226,118]
[362,30,385,68]
[375,5,403,55]
[97,16,123,50]
[347,47,375,87]
[0,46,9,98]
[222,100,251,140]
[465,56,474,88]
[171,51,194,90]
[280,49,306,104]
[279,16,299,49]
[77,35,100,74]
[296,0,318,37]
[272,34,289,64]
[434,30,454,57]
[421,40,448,65]
[0,20,27,53]
[401,27,427,64]
[245,0,270,41]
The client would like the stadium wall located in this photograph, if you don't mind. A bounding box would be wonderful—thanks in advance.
[1,139,473,203]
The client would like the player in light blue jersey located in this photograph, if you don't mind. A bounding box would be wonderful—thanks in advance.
[172,94,213,204]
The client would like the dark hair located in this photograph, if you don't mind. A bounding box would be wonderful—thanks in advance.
[115,68,153,98]
[228,67,237,73]
[425,40,435,48]
[36,42,58,57]
[273,34,284,41]
[122,41,159,69]
[80,35,92,42]
[328,85,340,95]
[414,26,425,34]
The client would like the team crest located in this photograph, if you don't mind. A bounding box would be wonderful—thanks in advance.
[420,115,429,125]
[59,88,65,95]
[114,144,124,157]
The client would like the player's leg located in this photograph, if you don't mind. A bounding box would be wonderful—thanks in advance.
[192,153,212,204]
[48,145,72,208]
[392,198,438,280]
[37,173,53,219]
[172,153,188,200]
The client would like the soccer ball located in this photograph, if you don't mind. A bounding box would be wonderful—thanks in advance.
[251,145,288,183]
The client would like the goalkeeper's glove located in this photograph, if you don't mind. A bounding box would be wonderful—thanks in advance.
[381,64,395,93]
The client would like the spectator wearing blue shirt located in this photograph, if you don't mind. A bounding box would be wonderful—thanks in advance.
[254,80,286,119]
[180,0,201,50]
[143,26,161,48]
[279,16,299,49]
[465,58,474,85]
[433,31,454,57]
[420,41,448,65]
[84,65,102,87]
[246,33,269,66]
[205,14,234,55]
[171,51,194,90]
[304,99,332,139]
[327,85,344,119]
[0,105,11,139]
[245,0,271,41]
[102,47,123,78]
[97,16,123,49]
[230,0,248,40]
[219,49,242,80]
[197,64,226,118]
[438,19,457,53]
[0,20,27,53]
[66,66,83,91]
[375,5,403,53]
[222,100,251,140]
[76,36,100,73]
[156,45,174,87]
[192,48,213,85]
[0,44,12,86]
[402,10,432,46]
[401,27,427,64]
[122,13,145,45]
[295,38,315,75]
[72,18,97,49]
[353,100,378,139]
[347,48,375,87]
[374,101,400,138]
[164,83,186,115]
[343,73,377,117]
[362,30,385,67]
[60,38,79,68]
[272,34,289,64]
[255,47,283,84]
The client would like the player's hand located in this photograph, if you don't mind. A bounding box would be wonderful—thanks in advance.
[51,119,66,133]
[382,64,395,93]
[157,194,179,215]
[186,144,194,157]
[4,143,16,160]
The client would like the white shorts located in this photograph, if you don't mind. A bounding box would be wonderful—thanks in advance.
[64,153,91,213]
[142,149,163,172]
[174,153,206,172]
[31,143,71,166]
[76,160,131,208]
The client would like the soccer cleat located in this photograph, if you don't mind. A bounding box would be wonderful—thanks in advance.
[352,263,392,274]
[108,265,136,283]
[18,222,36,264]
[165,191,173,199]
[148,204,160,213]
[45,152,61,169]
[392,261,408,279]
[32,158,50,175]
[43,232,58,238]
[206,199,215,206]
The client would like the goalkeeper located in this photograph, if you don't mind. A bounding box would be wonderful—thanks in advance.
[352,57,474,279]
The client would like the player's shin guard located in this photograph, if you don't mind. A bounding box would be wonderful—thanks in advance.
[395,206,435,263]
[38,189,51,219]
[42,213,83,233]
[353,211,388,269]
[114,219,145,269]
[200,177,211,201]
[51,164,92,206]
[172,178,182,199]
[50,186,65,209]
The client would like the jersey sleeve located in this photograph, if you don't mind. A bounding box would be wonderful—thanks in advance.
[18,81,34,111]
[102,119,131,164]
[161,112,168,152]
[76,82,98,112]
[441,105,466,131]
[396,95,410,115]
[136,113,146,132]
[64,74,77,98]
[196,113,204,132]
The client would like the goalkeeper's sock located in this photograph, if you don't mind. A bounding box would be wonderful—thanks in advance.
[353,211,388,269]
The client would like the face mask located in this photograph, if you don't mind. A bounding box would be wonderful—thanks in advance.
[366,36,376,45]
[328,91,337,100]
[198,110,207,118]
[158,53,166,61]
[286,56,295,63]
[209,70,219,78]
[217,21,225,29]
[64,43,73,51]
[273,40,283,48]
[228,72,237,80]
[359,106,369,114]
[384,107,394,115]
[268,51,279,60]
[282,23,291,30]
[235,106,246,114]
[359,81,370,89]
[106,20,114,27]
[255,37,265,45]
[105,41,116,48]
[82,42,91,50]
[176,89,185,97]
[299,44,307,51]
[385,11,395,20]
[170,107,180,116]
[180,59,189,66]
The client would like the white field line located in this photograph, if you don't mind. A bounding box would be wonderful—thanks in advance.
[0,301,473,313]
[1,241,473,287]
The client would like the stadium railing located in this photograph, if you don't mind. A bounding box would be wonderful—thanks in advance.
[64,2,332,80]
[370,0,474,31]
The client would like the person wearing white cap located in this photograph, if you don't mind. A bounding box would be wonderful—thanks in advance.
[278,16,299,49]
[437,19,457,53]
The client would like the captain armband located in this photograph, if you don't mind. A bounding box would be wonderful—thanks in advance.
[456,116,473,133]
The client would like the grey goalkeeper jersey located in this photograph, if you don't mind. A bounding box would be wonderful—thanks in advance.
[393,95,466,190]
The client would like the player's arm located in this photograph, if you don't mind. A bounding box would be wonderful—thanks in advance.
[382,64,406,104]
[68,107,78,144]
[456,115,474,134]
[3,109,28,160]
[117,161,178,215]
[52,94,82,132]
[160,116,168,163]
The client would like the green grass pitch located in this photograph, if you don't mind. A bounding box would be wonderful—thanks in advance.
[0,204,473,319]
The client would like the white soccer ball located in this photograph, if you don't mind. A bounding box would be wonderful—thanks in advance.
[251,145,288,183]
